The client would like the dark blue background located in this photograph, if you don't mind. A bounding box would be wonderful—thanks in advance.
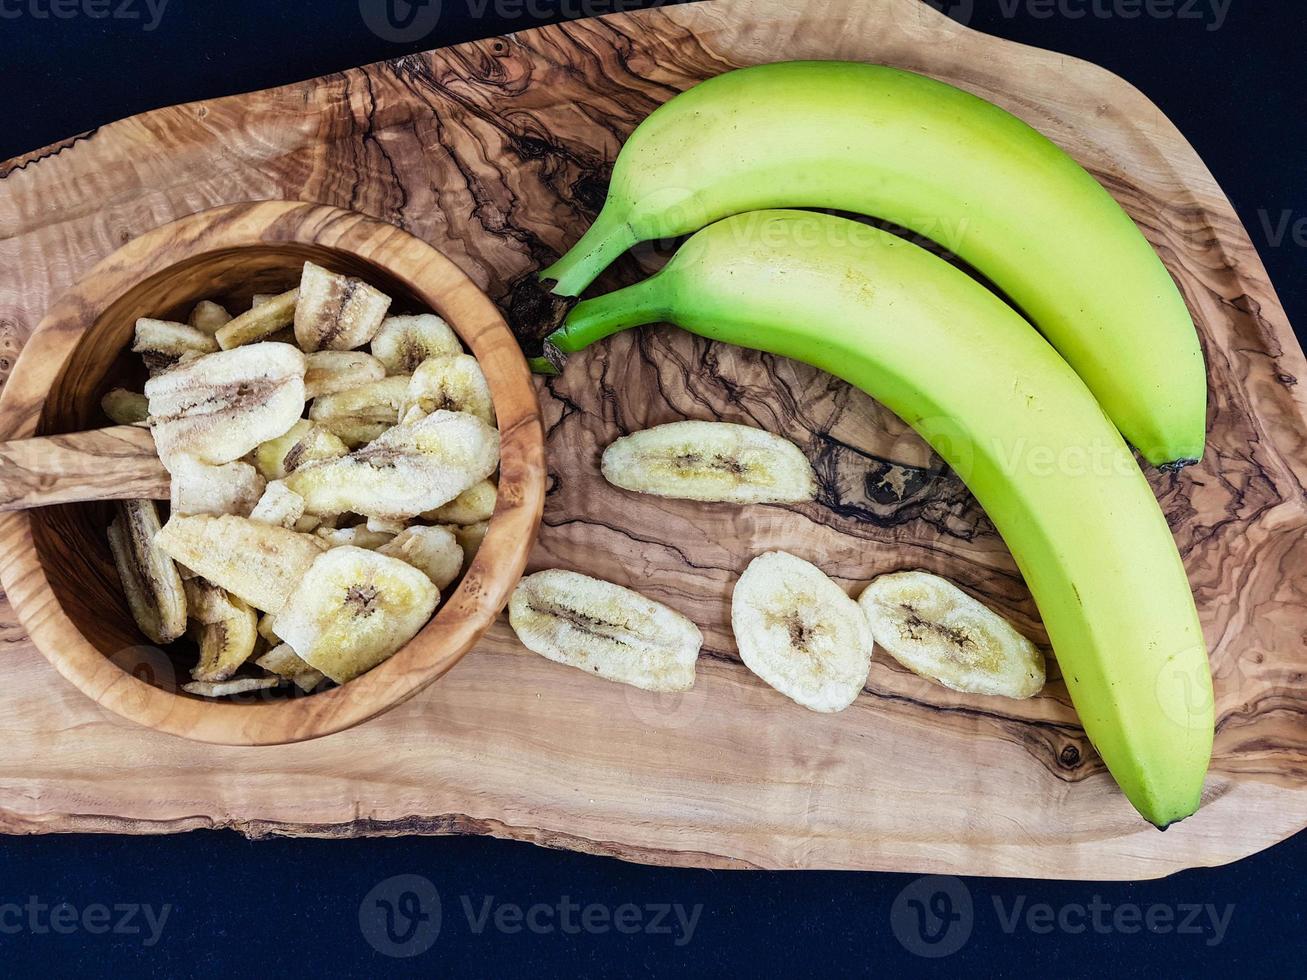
[1,1,1304,976]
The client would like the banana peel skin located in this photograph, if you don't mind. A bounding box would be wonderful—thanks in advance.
[543,210,1214,828]
[535,60,1206,469]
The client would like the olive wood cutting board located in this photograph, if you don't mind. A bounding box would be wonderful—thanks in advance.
[1,0,1304,879]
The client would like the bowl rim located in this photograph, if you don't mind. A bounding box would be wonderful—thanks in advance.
[0,200,546,745]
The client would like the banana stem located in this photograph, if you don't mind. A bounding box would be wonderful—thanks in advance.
[535,277,667,373]
[538,206,639,297]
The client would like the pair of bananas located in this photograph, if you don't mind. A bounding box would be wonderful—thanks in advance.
[526,61,1213,828]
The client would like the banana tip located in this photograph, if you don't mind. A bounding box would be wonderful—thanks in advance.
[503,274,577,359]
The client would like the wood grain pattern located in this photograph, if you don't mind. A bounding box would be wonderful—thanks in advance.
[0,0,1304,877]
[0,201,546,744]
[0,426,166,510]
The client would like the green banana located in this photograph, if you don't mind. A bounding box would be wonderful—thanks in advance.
[538,60,1206,468]
[544,210,1213,827]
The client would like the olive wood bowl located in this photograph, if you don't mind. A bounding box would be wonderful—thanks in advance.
[0,201,546,744]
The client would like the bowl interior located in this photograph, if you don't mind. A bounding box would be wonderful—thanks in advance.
[33,243,465,702]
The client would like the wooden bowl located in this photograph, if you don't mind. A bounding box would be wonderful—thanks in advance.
[0,201,546,745]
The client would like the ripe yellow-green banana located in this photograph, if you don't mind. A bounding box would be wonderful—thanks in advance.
[543,210,1213,827]
[538,60,1206,468]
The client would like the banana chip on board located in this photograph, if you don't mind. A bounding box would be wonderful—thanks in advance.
[154,514,327,614]
[274,547,439,683]
[731,551,872,713]
[286,409,500,521]
[107,499,187,644]
[602,420,816,504]
[294,261,391,352]
[371,313,462,374]
[508,569,702,692]
[858,570,1045,699]
[145,343,306,468]
[185,578,259,682]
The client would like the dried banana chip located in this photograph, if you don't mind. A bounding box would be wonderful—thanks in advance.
[101,388,149,426]
[248,480,306,528]
[254,645,316,684]
[452,520,488,569]
[307,375,410,447]
[858,571,1045,699]
[185,579,258,682]
[253,419,349,481]
[132,318,219,372]
[315,525,396,550]
[169,457,265,517]
[403,354,495,427]
[421,479,496,525]
[251,294,277,307]
[107,500,187,644]
[183,677,280,698]
[732,551,872,713]
[145,342,306,468]
[254,644,326,692]
[257,611,281,645]
[508,569,702,692]
[365,517,406,535]
[378,525,462,590]
[304,350,386,399]
[602,421,816,504]
[292,514,322,534]
[294,261,391,352]
[274,547,439,683]
[214,287,299,350]
[371,313,462,374]
[154,513,328,613]
[286,409,500,521]
[188,300,232,336]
